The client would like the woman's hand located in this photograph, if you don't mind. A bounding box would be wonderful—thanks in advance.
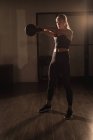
[43,28,56,37]
[44,28,49,32]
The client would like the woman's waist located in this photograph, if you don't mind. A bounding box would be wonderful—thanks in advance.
[54,47,69,53]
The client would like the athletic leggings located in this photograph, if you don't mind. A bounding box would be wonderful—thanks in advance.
[47,52,73,106]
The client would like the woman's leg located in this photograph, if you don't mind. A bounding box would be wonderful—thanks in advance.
[60,54,73,119]
[63,75,73,108]
[62,70,73,119]
[47,63,57,102]
[39,62,57,113]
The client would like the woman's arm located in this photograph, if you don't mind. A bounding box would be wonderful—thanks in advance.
[56,29,73,41]
[43,28,56,37]
[43,28,73,40]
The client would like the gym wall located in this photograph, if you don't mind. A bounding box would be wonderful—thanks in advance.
[0,0,92,83]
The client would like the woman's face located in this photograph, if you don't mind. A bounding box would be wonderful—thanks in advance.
[56,17,65,29]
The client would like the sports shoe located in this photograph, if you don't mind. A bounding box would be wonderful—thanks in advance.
[64,109,73,120]
[39,104,51,113]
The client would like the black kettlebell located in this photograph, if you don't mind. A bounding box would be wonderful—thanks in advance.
[25,24,43,36]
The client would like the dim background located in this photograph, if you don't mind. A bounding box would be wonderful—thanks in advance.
[0,0,93,86]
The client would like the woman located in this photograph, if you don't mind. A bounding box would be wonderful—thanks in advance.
[39,14,73,119]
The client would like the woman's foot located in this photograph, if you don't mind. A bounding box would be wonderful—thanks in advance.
[64,108,73,120]
[39,104,51,113]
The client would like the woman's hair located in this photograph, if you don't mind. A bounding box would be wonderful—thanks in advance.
[56,14,71,30]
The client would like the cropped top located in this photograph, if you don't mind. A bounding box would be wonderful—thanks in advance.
[54,35,71,49]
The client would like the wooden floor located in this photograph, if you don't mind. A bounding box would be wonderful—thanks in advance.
[0,83,93,140]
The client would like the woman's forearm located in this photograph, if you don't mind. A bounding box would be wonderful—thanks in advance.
[43,28,56,37]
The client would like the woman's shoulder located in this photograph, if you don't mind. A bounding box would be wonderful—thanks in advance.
[60,29,73,41]
[66,29,73,41]
[66,29,73,35]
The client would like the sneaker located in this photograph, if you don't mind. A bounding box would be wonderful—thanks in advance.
[39,104,51,113]
[64,109,73,120]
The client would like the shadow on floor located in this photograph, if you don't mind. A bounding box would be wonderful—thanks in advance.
[0,110,93,140]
